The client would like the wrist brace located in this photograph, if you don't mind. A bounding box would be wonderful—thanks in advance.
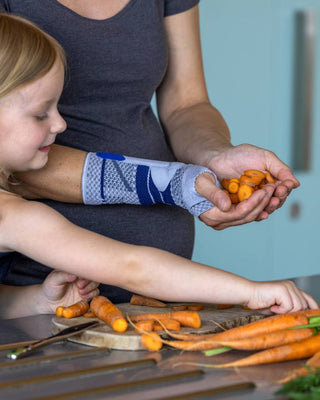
[82,152,216,216]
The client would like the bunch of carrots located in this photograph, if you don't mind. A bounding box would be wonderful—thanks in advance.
[55,296,320,380]
[221,169,274,203]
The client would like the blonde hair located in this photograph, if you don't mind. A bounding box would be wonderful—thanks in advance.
[0,13,66,98]
[0,13,66,190]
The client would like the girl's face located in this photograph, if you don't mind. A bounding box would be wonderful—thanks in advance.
[0,60,66,173]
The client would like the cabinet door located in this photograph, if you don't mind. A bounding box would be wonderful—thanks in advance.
[193,0,320,280]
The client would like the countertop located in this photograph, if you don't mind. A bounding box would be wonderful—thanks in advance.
[0,274,319,400]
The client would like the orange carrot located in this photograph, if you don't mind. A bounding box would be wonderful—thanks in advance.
[56,306,65,317]
[62,300,89,319]
[83,311,96,318]
[239,175,257,186]
[130,311,201,329]
[279,350,320,383]
[134,320,154,333]
[187,305,204,311]
[244,170,266,185]
[238,184,254,201]
[216,328,314,350]
[163,312,310,342]
[141,332,163,351]
[217,304,234,309]
[130,294,166,308]
[229,193,239,204]
[171,305,188,311]
[153,319,181,331]
[265,171,275,183]
[221,179,230,190]
[90,296,128,332]
[212,334,320,368]
[227,180,239,194]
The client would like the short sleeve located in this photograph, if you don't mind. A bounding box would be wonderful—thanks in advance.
[164,0,200,17]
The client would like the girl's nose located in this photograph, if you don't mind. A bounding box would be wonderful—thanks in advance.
[51,111,67,135]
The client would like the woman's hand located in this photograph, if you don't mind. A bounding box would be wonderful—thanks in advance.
[195,143,299,230]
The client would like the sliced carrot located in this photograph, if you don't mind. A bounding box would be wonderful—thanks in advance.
[130,311,201,329]
[90,296,128,332]
[56,306,65,317]
[228,180,239,194]
[265,171,275,183]
[187,305,204,311]
[62,300,89,319]
[238,184,254,201]
[141,332,163,351]
[134,320,154,333]
[244,170,266,185]
[130,294,166,308]
[221,179,230,190]
[171,305,188,311]
[217,304,234,309]
[229,193,239,204]
[239,175,257,186]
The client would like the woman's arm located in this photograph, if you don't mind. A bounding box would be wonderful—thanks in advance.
[157,5,299,224]
[0,195,317,313]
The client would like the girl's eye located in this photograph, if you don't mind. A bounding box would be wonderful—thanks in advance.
[35,113,48,121]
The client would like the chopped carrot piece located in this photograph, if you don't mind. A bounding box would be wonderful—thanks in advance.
[228,180,239,194]
[141,332,163,351]
[229,193,239,204]
[134,320,154,333]
[56,306,65,317]
[238,184,254,201]
[91,296,128,332]
[62,300,89,319]
[217,304,234,309]
[171,305,188,311]
[153,319,181,331]
[130,294,166,308]
[265,171,275,183]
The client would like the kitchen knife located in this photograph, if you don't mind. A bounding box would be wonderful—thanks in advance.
[6,320,99,360]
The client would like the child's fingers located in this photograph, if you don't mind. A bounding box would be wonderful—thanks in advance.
[77,279,100,294]
[78,287,100,301]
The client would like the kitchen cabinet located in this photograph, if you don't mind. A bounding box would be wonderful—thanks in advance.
[193,0,320,280]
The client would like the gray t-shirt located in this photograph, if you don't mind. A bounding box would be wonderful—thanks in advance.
[0,0,200,302]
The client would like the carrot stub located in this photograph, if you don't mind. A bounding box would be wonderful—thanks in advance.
[141,332,163,351]
[90,296,128,332]
[134,320,154,333]
[130,294,166,308]
[61,300,89,319]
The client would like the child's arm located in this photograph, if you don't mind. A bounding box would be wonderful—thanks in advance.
[0,195,317,314]
[0,270,99,319]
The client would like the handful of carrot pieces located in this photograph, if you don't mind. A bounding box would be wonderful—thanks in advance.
[221,169,274,203]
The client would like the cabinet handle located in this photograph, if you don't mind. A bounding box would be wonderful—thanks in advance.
[291,11,316,172]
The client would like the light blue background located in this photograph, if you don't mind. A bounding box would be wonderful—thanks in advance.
[192,0,320,280]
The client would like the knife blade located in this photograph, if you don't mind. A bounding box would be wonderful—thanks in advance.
[6,320,100,360]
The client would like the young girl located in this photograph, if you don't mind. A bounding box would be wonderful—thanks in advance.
[0,13,317,319]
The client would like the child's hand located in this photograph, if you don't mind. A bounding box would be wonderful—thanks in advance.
[246,280,318,314]
[38,270,100,314]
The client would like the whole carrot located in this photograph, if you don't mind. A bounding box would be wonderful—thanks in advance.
[130,311,201,329]
[216,328,314,351]
[212,334,320,368]
[130,294,166,308]
[62,300,89,319]
[279,350,320,383]
[153,319,181,332]
[164,312,311,342]
[90,296,128,332]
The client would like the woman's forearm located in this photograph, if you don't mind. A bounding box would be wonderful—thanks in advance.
[161,101,232,168]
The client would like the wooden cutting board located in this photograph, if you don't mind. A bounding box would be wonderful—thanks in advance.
[51,303,265,351]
